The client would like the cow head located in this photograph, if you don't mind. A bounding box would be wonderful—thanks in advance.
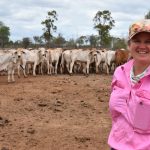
[89,50,99,62]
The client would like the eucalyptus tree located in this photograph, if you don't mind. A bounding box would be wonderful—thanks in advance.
[93,10,115,47]
[41,10,58,47]
[53,33,66,48]
[76,36,84,47]
[76,36,88,47]
[0,21,10,48]
[65,38,76,49]
[89,35,99,48]
[14,40,22,48]
[22,37,32,48]
[112,37,127,50]
[33,36,44,48]
[145,10,150,19]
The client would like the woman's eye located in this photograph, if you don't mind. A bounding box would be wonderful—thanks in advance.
[132,40,140,43]
[145,40,150,44]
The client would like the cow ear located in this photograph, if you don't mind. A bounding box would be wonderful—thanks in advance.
[96,50,100,54]
[89,51,92,54]
[22,51,26,54]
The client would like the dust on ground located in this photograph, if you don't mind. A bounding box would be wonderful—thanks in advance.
[0,74,112,150]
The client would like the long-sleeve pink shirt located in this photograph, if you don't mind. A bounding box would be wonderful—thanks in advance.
[108,59,150,150]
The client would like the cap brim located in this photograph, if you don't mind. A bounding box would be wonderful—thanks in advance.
[129,31,150,40]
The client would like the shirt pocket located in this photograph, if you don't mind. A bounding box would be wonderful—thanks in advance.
[132,90,150,133]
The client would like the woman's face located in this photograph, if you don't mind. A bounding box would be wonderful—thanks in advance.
[129,32,150,65]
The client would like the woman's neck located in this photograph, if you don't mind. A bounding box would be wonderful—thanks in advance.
[133,62,150,76]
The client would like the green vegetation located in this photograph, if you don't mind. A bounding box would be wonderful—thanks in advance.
[0,21,10,48]
[4,9,150,49]
[93,10,115,48]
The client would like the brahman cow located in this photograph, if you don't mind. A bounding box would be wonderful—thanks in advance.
[68,49,98,75]
[0,50,20,82]
[115,49,130,66]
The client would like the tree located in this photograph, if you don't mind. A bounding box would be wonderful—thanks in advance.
[65,38,76,49]
[89,35,99,48]
[111,37,127,50]
[76,36,88,47]
[0,21,10,48]
[145,10,150,19]
[76,36,84,47]
[22,37,31,48]
[14,40,22,48]
[93,10,115,47]
[33,36,44,48]
[41,10,58,48]
[53,33,66,47]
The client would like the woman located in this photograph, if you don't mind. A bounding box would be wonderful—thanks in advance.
[108,19,150,150]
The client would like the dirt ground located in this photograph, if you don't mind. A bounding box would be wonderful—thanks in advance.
[0,74,112,150]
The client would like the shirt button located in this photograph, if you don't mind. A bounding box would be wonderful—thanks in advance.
[139,101,143,105]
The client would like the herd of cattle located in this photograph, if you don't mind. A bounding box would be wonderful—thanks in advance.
[0,47,130,82]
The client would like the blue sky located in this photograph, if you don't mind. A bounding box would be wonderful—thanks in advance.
[0,0,149,42]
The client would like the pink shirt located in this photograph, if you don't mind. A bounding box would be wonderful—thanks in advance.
[108,59,150,150]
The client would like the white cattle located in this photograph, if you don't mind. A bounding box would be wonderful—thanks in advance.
[60,50,71,74]
[46,48,63,75]
[105,50,116,74]
[17,48,46,77]
[0,51,19,82]
[69,49,98,75]
[95,50,106,73]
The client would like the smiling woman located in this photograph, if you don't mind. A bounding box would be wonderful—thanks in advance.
[108,19,150,150]
[128,20,150,76]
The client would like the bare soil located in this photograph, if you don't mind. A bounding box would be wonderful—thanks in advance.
[0,74,112,150]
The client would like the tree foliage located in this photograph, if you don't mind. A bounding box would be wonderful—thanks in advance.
[22,37,31,48]
[65,38,76,49]
[93,10,115,47]
[145,10,150,19]
[88,35,98,48]
[53,33,66,47]
[111,37,127,50]
[76,36,88,47]
[41,10,58,47]
[0,21,10,48]
[33,36,44,48]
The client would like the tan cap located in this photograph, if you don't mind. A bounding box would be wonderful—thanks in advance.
[129,19,150,40]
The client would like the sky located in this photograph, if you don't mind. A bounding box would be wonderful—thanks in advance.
[0,0,149,42]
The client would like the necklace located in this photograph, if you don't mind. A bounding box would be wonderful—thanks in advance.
[130,67,147,83]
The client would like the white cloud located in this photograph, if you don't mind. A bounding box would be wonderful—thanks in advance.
[0,0,149,41]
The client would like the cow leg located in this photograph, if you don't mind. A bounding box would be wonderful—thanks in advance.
[8,71,11,83]
[96,63,99,74]
[33,63,37,76]
[86,62,90,75]
[46,61,50,75]
[7,63,13,83]
[21,62,27,77]
[12,69,15,82]
[49,63,53,75]
[7,67,12,83]
[66,63,70,73]
[41,63,43,75]
[69,61,74,75]
[60,64,64,74]
[106,64,110,74]
[54,61,58,74]
[17,64,21,78]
